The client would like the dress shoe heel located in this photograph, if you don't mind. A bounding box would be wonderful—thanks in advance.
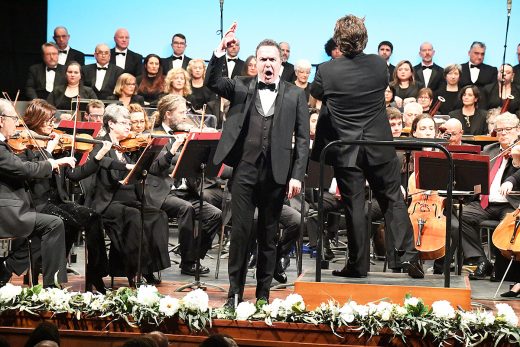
[332,267,367,278]
[500,290,520,298]
[403,260,425,279]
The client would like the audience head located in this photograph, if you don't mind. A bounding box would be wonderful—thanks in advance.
[187,59,206,81]
[171,33,187,56]
[242,55,257,77]
[494,112,519,148]
[468,41,486,65]
[442,118,463,145]
[333,14,367,58]
[309,107,319,136]
[385,85,395,105]
[53,26,70,50]
[419,42,435,65]
[103,104,131,138]
[34,341,59,347]
[146,331,168,347]
[498,63,514,84]
[65,61,82,86]
[255,39,282,84]
[114,28,130,50]
[393,60,415,85]
[121,337,157,347]
[128,103,150,134]
[403,102,423,128]
[94,43,111,66]
[154,94,187,130]
[114,73,138,97]
[486,107,501,135]
[164,67,191,96]
[459,85,479,107]
[0,99,20,139]
[411,113,436,139]
[443,64,462,86]
[294,59,311,85]
[42,42,59,68]
[143,54,163,77]
[24,322,60,347]
[378,41,393,61]
[324,38,341,59]
[386,107,403,137]
[226,39,240,58]
[23,99,56,135]
[200,334,238,347]
[84,100,105,122]
[279,42,291,62]
[417,88,433,111]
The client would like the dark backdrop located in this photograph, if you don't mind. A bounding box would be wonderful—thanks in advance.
[0,0,47,100]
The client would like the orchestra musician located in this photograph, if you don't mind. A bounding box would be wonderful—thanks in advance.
[0,98,75,288]
[86,104,170,286]
[19,99,112,292]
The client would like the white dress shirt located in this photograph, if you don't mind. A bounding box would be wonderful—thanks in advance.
[95,64,108,91]
[58,45,70,65]
[114,48,127,70]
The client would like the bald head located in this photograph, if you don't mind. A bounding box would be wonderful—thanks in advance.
[114,28,130,50]
[94,43,110,65]
[443,118,463,145]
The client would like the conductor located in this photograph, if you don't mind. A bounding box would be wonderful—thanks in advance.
[310,15,423,279]
[206,23,310,305]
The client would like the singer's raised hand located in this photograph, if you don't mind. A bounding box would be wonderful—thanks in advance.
[218,22,238,51]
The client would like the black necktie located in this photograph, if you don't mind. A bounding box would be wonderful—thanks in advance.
[470,64,481,69]
[258,81,276,91]
[59,50,67,54]
[115,52,126,56]
[47,67,57,72]
[171,56,182,61]
[97,67,108,71]
[422,65,432,70]
[227,58,237,62]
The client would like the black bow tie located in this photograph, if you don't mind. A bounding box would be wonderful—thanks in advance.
[422,65,432,70]
[227,58,237,62]
[171,56,182,61]
[258,81,276,91]
[470,63,481,69]
[46,67,57,72]
[58,50,67,54]
[115,52,126,56]
[97,66,108,71]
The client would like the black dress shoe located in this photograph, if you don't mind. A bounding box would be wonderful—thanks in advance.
[468,260,492,280]
[324,247,335,261]
[273,268,287,284]
[127,276,136,288]
[403,260,425,279]
[391,268,403,273]
[143,273,162,285]
[180,263,210,276]
[86,275,107,294]
[0,261,12,287]
[223,297,242,309]
[332,267,367,278]
[280,256,290,271]
[501,289,520,298]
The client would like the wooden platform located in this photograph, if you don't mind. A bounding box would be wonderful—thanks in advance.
[295,270,472,310]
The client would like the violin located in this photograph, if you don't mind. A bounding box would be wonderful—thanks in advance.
[407,174,446,260]
[7,130,50,153]
[118,132,151,152]
[492,208,520,261]
[53,131,123,154]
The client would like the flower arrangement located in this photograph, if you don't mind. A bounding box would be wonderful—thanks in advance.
[0,284,519,345]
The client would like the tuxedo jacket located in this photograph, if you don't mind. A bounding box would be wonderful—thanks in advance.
[109,48,143,77]
[388,63,395,78]
[0,141,53,238]
[514,64,520,87]
[81,63,124,99]
[25,63,67,100]
[64,47,85,66]
[413,63,444,91]
[482,142,520,208]
[205,53,310,184]
[219,56,245,79]
[310,53,395,167]
[280,62,296,83]
[460,62,497,88]
[161,55,191,74]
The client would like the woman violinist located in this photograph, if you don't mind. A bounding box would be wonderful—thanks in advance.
[86,104,170,286]
[19,99,113,292]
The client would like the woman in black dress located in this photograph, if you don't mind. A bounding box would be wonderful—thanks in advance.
[390,60,423,108]
[448,85,488,135]
[136,54,165,106]
[108,73,145,107]
[481,64,520,114]
[294,59,312,104]
[186,59,217,113]
[47,61,97,110]
[434,64,462,115]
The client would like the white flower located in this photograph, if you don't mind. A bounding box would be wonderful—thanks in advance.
[81,292,93,306]
[283,294,305,312]
[339,303,356,323]
[460,311,478,325]
[404,297,420,307]
[354,303,369,318]
[395,306,408,317]
[182,289,209,312]
[480,310,495,326]
[136,285,160,306]
[89,296,104,311]
[269,298,284,318]
[159,296,180,317]
[235,301,257,321]
[495,303,519,326]
[0,283,22,303]
[431,300,455,319]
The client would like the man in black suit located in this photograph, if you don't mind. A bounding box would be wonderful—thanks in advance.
[414,42,443,91]
[0,99,73,287]
[81,44,124,99]
[378,41,395,77]
[279,42,296,83]
[513,43,520,87]
[110,28,143,77]
[206,27,309,304]
[461,113,520,280]
[311,15,423,279]
[221,39,245,79]
[162,33,191,74]
[460,41,497,88]
[25,43,66,100]
[53,26,85,66]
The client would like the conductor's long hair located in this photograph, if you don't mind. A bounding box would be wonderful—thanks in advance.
[333,14,367,58]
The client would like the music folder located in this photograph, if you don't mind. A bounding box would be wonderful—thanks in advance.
[171,131,222,179]
[122,138,169,185]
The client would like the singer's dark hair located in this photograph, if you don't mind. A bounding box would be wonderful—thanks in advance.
[458,85,480,106]
[333,15,367,58]
[324,38,337,57]
[256,39,282,59]
[469,41,486,50]
[172,33,186,43]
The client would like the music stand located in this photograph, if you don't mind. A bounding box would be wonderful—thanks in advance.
[57,120,103,165]
[415,151,489,275]
[122,138,169,286]
[172,132,225,292]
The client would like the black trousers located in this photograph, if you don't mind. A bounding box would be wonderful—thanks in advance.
[228,156,286,301]
[334,154,417,275]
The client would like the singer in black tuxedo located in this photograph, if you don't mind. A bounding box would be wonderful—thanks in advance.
[25,63,66,100]
[310,15,422,279]
[206,36,309,303]
[220,56,245,79]
[63,48,85,66]
[413,63,444,91]
[460,62,497,88]
[81,63,124,100]
[280,62,296,83]
[110,48,143,77]
[161,55,191,74]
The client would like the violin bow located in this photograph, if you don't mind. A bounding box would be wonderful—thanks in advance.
[200,104,206,131]
[70,95,80,159]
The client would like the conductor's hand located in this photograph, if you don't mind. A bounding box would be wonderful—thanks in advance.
[217,22,238,51]
[287,179,301,199]
[500,181,513,196]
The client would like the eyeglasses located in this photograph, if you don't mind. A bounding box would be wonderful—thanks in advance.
[1,114,18,121]
[124,82,136,86]
[418,95,431,100]
[117,121,131,127]
[43,118,55,125]
[494,126,517,134]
